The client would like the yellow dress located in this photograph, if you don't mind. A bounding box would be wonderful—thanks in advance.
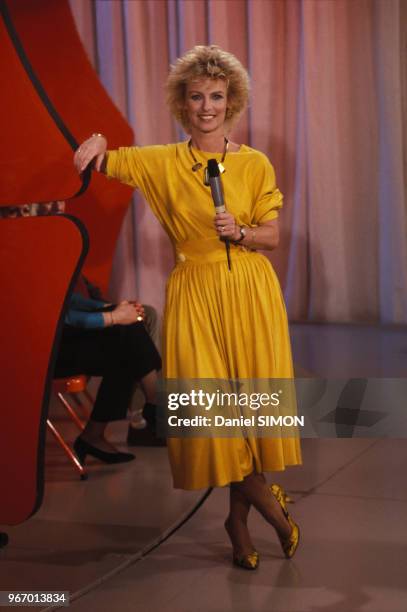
[106,142,302,489]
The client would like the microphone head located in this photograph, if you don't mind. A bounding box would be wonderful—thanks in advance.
[207,158,220,177]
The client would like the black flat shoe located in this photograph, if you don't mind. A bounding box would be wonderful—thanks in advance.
[73,437,135,465]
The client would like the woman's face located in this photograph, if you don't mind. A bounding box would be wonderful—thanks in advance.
[184,78,228,136]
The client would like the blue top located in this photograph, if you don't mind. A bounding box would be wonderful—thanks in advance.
[65,293,107,329]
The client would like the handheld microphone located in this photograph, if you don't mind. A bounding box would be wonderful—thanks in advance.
[207,159,231,270]
[207,159,226,213]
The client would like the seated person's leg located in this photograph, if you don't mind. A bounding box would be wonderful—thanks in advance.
[55,322,162,462]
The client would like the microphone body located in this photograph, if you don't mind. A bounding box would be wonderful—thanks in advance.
[207,159,226,213]
[207,158,231,270]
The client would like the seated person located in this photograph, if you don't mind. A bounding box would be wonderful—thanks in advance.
[73,276,163,447]
[1,202,163,455]
[55,292,162,463]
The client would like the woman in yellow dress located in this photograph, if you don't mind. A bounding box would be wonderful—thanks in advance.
[74,45,301,570]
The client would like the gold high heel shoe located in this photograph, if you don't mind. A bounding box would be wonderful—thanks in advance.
[270,483,293,506]
[270,484,300,559]
[233,550,259,570]
[224,519,260,570]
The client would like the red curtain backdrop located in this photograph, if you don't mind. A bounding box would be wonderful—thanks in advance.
[69,0,407,324]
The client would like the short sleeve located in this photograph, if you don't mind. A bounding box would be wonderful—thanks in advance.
[104,146,174,214]
[105,147,143,188]
[251,153,283,225]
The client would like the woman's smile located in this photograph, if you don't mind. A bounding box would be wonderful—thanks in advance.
[185,78,228,135]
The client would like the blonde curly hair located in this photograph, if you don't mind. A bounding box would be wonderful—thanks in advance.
[166,45,250,133]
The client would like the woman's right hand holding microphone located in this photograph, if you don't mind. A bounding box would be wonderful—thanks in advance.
[73,133,107,173]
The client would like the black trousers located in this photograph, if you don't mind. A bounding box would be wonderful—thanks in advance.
[54,323,162,422]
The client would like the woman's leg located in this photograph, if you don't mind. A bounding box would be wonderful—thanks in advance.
[128,368,166,446]
[139,369,158,404]
[225,485,255,557]
[79,360,137,452]
[232,472,292,541]
[80,420,111,451]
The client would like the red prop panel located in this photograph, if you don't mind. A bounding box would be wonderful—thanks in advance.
[6,0,134,294]
[0,215,87,525]
[0,8,83,205]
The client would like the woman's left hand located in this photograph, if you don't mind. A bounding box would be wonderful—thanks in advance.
[214,212,239,240]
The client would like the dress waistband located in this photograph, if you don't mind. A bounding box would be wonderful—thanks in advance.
[174,236,254,265]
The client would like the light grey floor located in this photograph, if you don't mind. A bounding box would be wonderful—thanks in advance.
[1,323,406,612]
[66,438,407,612]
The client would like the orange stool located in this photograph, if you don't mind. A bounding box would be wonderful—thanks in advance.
[48,375,93,480]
